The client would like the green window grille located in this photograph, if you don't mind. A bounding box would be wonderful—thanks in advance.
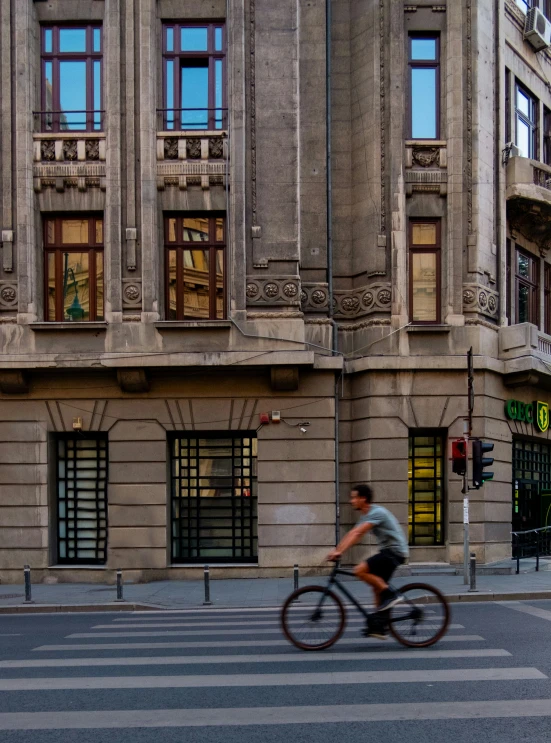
[408,431,445,546]
[170,433,258,563]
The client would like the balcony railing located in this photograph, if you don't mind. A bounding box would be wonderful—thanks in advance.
[157,108,228,133]
[33,110,105,134]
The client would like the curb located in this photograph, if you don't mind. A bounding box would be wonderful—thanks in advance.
[1,591,551,614]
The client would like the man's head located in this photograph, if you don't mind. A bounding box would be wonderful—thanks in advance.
[350,483,373,511]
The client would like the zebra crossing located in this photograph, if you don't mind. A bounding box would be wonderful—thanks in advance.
[0,603,551,736]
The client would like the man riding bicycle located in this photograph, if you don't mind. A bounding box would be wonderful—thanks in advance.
[327,483,409,639]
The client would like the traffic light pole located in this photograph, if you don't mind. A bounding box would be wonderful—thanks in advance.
[463,349,474,585]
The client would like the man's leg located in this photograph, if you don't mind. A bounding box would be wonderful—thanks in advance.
[354,561,387,607]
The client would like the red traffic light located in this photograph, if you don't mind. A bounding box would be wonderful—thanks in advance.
[451,439,467,476]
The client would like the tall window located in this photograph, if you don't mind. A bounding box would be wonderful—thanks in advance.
[44,216,104,322]
[515,84,537,159]
[170,433,258,563]
[409,220,441,324]
[162,23,226,130]
[40,25,102,132]
[56,434,108,565]
[408,432,445,547]
[165,214,225,320]
[409,35,439,139]
[515,247,539,325]
[546,264,551,335]
[516,1,551,17]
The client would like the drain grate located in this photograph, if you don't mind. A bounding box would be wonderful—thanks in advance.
[0,594,24,600]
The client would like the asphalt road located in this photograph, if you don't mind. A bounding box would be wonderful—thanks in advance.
[1,599,551,742]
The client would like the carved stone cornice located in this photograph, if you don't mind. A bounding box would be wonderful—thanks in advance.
[334,283,391,319]
[246,276,301,307]
[463,283,499,321]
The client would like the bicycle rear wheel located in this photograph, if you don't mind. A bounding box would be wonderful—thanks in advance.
[281,586,346,651]
[388,582,450,648]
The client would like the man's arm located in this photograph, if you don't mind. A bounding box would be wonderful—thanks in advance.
[327,521,374,560]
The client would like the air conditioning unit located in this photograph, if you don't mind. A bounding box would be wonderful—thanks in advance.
[524,7,551,51]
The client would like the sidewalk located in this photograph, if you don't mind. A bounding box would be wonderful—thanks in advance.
[1,565,551,614]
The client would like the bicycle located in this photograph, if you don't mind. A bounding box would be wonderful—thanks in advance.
[281,560,450,650]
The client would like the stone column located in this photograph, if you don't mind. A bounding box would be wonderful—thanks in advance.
[1,0,13,260]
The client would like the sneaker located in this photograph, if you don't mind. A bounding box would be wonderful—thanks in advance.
[362,621,389,641]
[377,589,404,613]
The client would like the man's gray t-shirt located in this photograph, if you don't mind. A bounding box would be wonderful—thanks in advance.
[358,504,409,558]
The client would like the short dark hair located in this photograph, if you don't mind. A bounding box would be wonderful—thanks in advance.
[351,484,373,503]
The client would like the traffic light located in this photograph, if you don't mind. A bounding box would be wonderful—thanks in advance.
[472,440,494,488]
[451,439,467,476]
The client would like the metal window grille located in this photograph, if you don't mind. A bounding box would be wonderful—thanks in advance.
[56,434,108,564]
[170,433,258,563]
[408,432,445,546]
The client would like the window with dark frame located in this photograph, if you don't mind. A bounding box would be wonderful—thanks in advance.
[516,0,551,17]
[408,431,445,547]
[515,83,538,159]
[544,107,551,165]
[545,263,551,335]
[409,34,440,140]
[515,246,539,325]
[170,433,258,564]
[162,22,226,131]
[56,434,108,565]
[409,220,441,324]
[165,214,225,320]
[44,216,104,322]
[40,25,103,132]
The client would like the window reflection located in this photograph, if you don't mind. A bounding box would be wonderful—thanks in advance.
[59,29,87,52]
[411,69,437,139]
[408,433,444,546]
[412,253,437,322]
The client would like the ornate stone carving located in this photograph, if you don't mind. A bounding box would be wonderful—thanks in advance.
[333,283,392,319]
[187,138,201,159]
[341,296,360,313]
[378,288,391,305]
[62,140,78,161]
[0,282,17,309]
[462,283,498,320]
[246,283,259,298]
[246,277,301,307]
[412,148,439,167]
[41,141,55,161]
[264,283,279,298]
[164,138,178,160]
[300,290,308,303]
[312,290,327,305]
[283,282,298,298]
[122,280,142,308]
[362,291,374,308]
[209,138,224,159]
[85,140,100,160]
[124,285,140,302]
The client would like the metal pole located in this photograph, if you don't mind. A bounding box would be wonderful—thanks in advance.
[293,564,299,592]
[536,532,540,572]
[468,552,477,592]
[116,568,123,601]
[462,419,470,585]
[23,565,32,603]
[203,565,212,606]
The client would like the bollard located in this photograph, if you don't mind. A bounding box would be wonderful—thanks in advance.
[23,565,32,603]
[203,564,212,606]
[116,568,123,601]
[293,564,299,592]
[468,552,478,592]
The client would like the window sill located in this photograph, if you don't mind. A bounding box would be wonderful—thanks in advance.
[48,565,108,569]
[405,139,447,147]
[406,324,451,333]
[155,320,231,330]
[29,322,108,331]
[170,563,259,568]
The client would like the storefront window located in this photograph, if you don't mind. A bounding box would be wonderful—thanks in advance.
[408,431,445,546]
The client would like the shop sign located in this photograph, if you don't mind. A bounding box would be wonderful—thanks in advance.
[505,399,549,432]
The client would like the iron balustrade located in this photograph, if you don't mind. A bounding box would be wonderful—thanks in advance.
[157,107,228,132]
[512,526,551,574]
[33,110,105,133]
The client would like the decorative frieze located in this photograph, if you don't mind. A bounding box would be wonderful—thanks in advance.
[245,277,301,307]
[301,283,329,313]
[33,134,106,193]
[334,283,392,319]
[462,283,499,321]
[405,141,447,196]
[156,132,228,190]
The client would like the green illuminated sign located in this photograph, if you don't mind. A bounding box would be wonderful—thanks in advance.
[505,399,549,432]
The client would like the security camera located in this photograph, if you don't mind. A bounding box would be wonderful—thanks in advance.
[299,426,308,434]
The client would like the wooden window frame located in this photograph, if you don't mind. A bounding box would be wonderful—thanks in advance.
[40,24,103,133]
[545,263,551,335]
[161,21,226,131]
[408,33,440,140]
[164,214,226,321]
[44,215,104,322]
[515,246,540,326]
[515,82,538,160]
[408,219,442,325]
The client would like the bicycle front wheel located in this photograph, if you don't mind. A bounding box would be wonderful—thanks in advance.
[389,582,450,648]
[281,586,346,651]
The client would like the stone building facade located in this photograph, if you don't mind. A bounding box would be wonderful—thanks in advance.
[0,0,550,583]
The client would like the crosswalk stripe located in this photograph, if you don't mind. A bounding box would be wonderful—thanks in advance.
[91,617,452,630]
[69,624,465,639]
[499,602,551,622]
[0,648,510,669]
[0,668,544,691]
[33,635,486,651]
[109,609,438,621]
[3,699,551,729]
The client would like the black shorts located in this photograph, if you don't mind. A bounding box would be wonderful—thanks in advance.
[366,549,405,582]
